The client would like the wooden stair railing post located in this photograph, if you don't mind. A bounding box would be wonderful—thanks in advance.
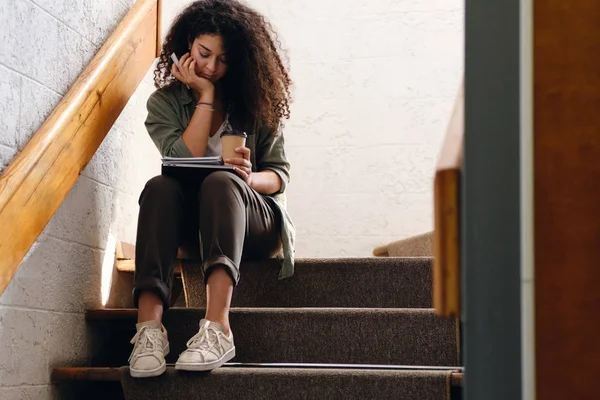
[0,0,161,295]
[433,83,464,318]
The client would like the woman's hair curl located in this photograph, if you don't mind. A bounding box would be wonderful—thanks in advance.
[154,0,292,131]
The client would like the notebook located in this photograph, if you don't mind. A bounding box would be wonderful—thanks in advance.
[162,156,224,165]
[161,156,235,183]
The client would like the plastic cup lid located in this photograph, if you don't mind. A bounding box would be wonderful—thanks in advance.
[220,130,247,139]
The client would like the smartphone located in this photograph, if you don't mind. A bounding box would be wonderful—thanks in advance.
[171,53,190,88]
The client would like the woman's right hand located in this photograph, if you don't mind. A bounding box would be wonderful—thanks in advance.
[171,53,214,96]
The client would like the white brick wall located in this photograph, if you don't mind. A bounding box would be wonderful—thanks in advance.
[0,0,158,397]
[250,0,464,256]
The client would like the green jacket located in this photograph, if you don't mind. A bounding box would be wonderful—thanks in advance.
[145,82,296,279]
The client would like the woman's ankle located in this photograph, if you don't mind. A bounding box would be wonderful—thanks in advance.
[135,319,162,331]
[137,291,164,323]
[205,316,230,335]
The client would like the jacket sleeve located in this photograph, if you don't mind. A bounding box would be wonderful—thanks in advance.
[255,123,291,195]
[145,90,193,158]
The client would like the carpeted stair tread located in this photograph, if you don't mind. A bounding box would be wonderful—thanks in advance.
[88,308,458,367]
[53,366,460,400]
[181,257,433,308]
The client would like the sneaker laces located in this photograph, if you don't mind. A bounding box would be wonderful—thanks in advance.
[185,324,223,354]
[129,326,164,363]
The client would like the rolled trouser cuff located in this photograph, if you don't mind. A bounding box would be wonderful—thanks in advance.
[202,255,239,287]
[133,277,171,310]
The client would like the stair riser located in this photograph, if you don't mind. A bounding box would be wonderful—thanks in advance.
[89,309,458,367]
[182,258,433,308]
[120,368,451,400]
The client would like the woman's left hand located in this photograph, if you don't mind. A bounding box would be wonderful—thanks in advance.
[225,147,253,186]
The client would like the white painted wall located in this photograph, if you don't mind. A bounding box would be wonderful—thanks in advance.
[0,0,463,397]
[249,0,464,256]
[0,0,159,397]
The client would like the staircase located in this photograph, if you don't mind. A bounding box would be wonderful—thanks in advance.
[52,257,463,399]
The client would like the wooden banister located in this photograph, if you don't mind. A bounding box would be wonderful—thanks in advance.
[156,0,163,57]
[433,82,464,317]
[0,0,160,296]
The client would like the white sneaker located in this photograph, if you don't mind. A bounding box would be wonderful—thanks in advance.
[175,319,235,371]
[128,320,170,378]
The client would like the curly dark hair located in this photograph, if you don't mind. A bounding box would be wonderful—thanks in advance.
[154,0,292,133]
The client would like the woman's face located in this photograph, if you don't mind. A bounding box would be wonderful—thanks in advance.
[189,34,228,83]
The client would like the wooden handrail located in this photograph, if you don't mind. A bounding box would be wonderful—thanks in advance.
[433,82,464,317]
[156,0,163,57]
[0,0,160,295]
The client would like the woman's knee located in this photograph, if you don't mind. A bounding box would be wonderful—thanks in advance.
[146,175,182,191]
[139,175,183,204]
[200,171,241,199]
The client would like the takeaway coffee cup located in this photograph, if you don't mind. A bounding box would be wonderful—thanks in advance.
[220,130,248,160]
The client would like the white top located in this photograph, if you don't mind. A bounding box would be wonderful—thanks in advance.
[205,115,232,157]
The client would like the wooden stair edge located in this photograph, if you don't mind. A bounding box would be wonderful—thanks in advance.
[116,256,435,274]
[116,239,433,274]
[116,259,182,274]
[51,366,463,386]
[116,241,136,260]
[372,244,390,257]
[452,371,463,386]
[116,240,186,273]
[372,232,434,258]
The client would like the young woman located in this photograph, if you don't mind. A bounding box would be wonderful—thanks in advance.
[128,0,295,378]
